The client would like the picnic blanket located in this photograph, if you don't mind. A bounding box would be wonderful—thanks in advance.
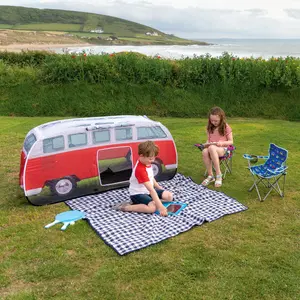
[66,173,248,255]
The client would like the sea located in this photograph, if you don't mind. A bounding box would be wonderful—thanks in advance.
[52,39,300,59]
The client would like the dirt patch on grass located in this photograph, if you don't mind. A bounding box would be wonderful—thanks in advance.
[0,29,91,52]
[0,29,88,45]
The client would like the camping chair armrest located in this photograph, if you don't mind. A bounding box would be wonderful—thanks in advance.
[256,155,269,159]
[244,154,269,167]
[268,166,288,174]
[243,154,269,160]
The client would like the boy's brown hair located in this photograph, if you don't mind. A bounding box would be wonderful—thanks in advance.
[138,141,159,157]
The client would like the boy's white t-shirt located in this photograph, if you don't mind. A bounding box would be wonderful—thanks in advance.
[129,161,154,195]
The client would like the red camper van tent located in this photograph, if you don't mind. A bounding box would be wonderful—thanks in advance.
[19,115,178,205]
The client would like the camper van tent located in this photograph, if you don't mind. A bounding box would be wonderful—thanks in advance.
[19,115,178,205]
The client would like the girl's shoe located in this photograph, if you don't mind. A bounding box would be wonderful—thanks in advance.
[201,175,215,186]
[215,174,223,187]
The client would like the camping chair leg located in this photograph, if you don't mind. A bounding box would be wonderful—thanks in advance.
[269,175,286,198]
[254,182,262,201]
[253,174,286,201]
[249,176,263,192]
[221,161,226,179]
[261,179,271,189]
[220,158,232,179]
[274,182,283,197]
[223,160,230,179]
[271,179,283,197]
[204,156,234,179]
[262,178,283,201]
[282,173,286,197]
[262,188,273,201]
[249,175,263,201]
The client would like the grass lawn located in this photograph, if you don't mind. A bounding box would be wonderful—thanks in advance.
[12,23,81,31]
[0,116,299,299]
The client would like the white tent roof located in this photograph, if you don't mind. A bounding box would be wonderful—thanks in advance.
[31,115,159,139]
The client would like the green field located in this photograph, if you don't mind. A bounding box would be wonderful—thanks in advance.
[71,31,107,38]
[0,24,13,29]
[13,23,82,31]
[0,116,299,299]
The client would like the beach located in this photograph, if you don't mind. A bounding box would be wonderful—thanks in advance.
[0,29,92,52]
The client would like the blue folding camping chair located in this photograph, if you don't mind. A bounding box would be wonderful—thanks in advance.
[243,143,288,201]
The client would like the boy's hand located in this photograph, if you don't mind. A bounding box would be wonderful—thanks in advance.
[159,206,168,217]
[143,181,168,216]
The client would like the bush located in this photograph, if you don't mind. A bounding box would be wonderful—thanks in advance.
[0,50,55,66]
[1,51,300,90]
[0,60,38,87]
[1,51,300,120]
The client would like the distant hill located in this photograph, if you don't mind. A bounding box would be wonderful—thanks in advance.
[0,6,164,35]
[0,6,208,45]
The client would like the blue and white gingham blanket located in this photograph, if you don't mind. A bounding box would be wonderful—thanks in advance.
[66,173,247,255]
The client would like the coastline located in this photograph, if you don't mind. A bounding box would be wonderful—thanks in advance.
[1,40,298,59]
[0,41,209,53]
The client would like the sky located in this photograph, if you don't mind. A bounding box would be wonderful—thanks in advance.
[1,0,300,39]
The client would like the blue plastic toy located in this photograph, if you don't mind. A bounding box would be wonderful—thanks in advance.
[155,201,187,216]
[45,210,85,231]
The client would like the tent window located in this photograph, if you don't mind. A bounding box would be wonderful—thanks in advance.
[68,133,87,148]
[43,136,65,153]
[93,130,110,144]
[137,126,167,140]
[24,133,37,153]
[115,128,132,141]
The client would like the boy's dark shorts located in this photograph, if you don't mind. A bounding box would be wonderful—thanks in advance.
[130,189,164,205]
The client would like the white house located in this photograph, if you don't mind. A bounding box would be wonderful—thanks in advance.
[90,28,104,33]
[145,31,159,36]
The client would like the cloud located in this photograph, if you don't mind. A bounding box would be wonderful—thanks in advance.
[2,1,300,38]
[244,9,268,17]
[285,9,300,20]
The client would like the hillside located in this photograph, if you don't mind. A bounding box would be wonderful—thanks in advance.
[0,6,208,46]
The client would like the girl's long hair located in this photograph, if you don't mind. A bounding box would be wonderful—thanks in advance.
[207,106,226,136]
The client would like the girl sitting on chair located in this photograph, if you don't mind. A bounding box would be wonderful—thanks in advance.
[201,106,233,188]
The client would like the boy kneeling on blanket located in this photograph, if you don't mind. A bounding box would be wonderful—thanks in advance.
[115,140,173,217]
